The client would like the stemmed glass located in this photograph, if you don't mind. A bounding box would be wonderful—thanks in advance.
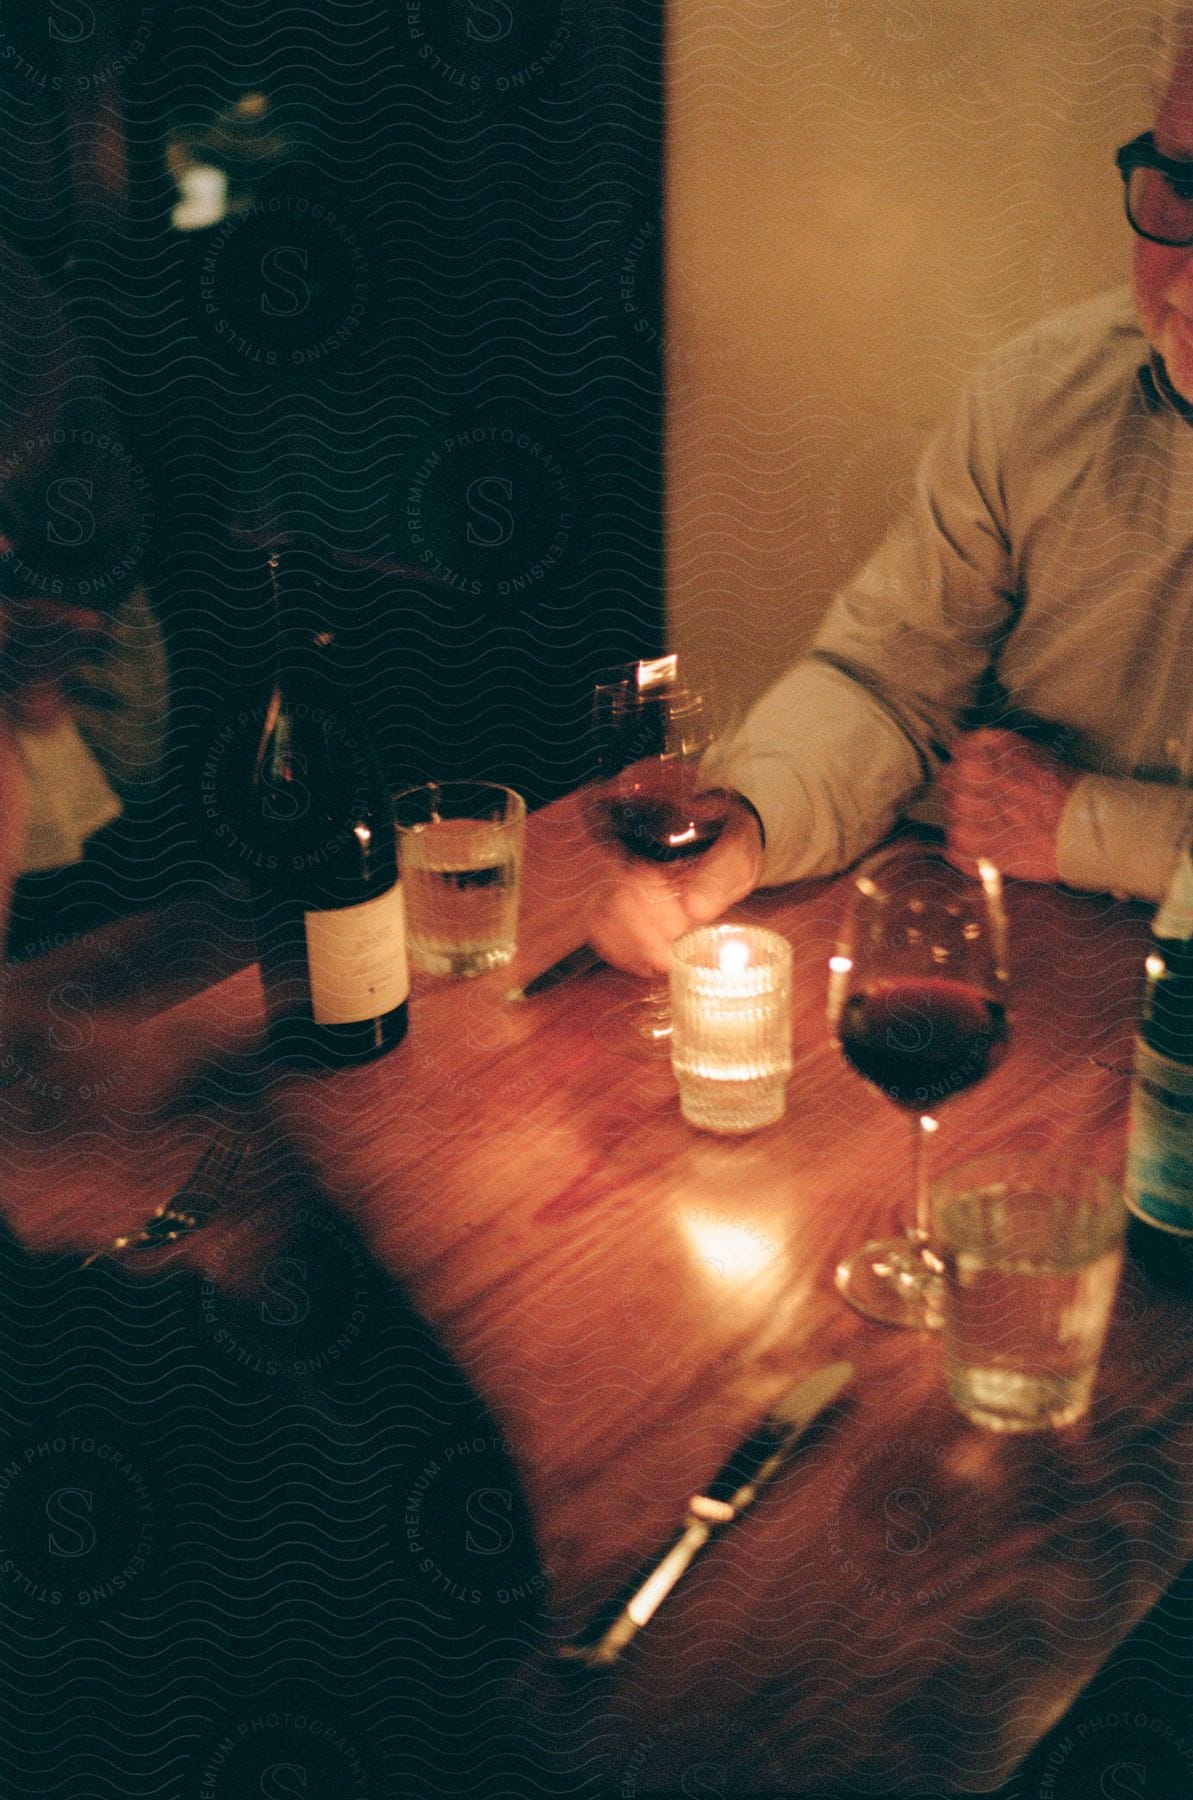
[827,845,1010,1329]
[584,663,734,1052]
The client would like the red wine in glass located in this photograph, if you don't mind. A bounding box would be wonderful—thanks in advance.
[584,676,724,1051]
[838,976,1009,1110]
[591,772,733,867]
[828,849,1010,1330]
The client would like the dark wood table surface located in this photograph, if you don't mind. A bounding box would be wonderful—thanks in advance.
[2,792,1191,1795]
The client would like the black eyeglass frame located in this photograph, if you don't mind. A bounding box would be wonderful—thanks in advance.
[1116,130,1193,246]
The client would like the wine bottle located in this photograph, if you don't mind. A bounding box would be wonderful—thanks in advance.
[1125,842,1193,1289]
[245,547,408,1067]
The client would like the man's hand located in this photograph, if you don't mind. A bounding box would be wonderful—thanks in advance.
[940,728,1079,884]
[586,790,765,976]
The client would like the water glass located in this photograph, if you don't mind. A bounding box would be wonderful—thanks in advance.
[669,925,793,1133]
[394,781,525,977]
[934,1152,1125,1432]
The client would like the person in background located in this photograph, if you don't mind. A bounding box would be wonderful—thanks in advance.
[589,2,1193,976]
[0,239,167,946]
[0,595,99,944]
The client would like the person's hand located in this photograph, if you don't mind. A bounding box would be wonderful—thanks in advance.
[940,728,1079,884]
[586,790,765,976]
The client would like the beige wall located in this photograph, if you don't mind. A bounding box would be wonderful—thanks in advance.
[668,0,1154,728]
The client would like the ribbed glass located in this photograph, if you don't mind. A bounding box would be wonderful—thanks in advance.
[669,926,793,1133]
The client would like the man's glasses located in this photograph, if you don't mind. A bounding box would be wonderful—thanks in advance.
[1116,131,1193,247]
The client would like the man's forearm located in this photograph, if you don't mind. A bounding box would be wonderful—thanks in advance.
[1058,774,1193,904]
[704,658,931,886]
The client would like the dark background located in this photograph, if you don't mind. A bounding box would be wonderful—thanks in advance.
[0,0,663,859]
[0,16,663,1792]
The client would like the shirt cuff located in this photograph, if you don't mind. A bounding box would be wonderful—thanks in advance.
[701,751,816,885]
[723,788,766,851]
[17,716,123,874]
[1057,773,1193,904]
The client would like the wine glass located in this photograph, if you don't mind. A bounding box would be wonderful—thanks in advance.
[827,844,1010,1329]
[585,666,734,1052]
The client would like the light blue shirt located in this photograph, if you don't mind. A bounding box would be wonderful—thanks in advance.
[712,289,1193,902]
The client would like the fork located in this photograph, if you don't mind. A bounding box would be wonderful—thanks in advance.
[81,1129,245,1267]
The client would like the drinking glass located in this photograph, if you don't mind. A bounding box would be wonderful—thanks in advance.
[827,845,1010,1329]
[934,1152,1124,1431]
[393,780,525,977]
[584,667,733,1052]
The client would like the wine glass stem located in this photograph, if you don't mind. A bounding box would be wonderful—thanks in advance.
[909,1112,933,1245]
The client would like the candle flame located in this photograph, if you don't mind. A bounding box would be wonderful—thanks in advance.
[718,937,750,976]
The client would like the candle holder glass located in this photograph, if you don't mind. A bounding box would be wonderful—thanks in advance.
[670,925,793,1133]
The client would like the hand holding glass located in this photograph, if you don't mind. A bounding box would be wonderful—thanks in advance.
[584,672,733,1048]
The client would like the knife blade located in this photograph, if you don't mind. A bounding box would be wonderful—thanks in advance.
[507,944,603,1001]
[556,1359,854,1668]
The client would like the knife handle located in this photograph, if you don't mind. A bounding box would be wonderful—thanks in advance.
[557,1518,712,1667]
[554,1364,853,1670]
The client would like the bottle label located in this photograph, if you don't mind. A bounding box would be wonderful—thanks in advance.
[1125,1037,1193,1236]
[1154,849,1193,940]
[304,884,409,1026]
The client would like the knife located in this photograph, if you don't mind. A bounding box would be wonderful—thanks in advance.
[556,1359,854,1668]
[507,944,603,1001]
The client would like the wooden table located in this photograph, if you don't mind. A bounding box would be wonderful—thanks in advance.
[3,793,1191,1795]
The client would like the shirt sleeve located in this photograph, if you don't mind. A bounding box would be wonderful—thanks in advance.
[1058,773,1193,904]
[710,367,1019,885]
[702,657,929,881]
[17,585,169,873]
[17,715,122,873]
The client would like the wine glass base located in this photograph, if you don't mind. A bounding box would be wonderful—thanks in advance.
[601,991,674,1060]
[834,1237,944,1331]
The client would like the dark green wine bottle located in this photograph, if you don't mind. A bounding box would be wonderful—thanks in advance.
[1125,843,1193,1289]
[246,547,409,1067]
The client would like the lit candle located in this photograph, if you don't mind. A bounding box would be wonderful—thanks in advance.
[669,925,793,1133]
[718,936,750,979]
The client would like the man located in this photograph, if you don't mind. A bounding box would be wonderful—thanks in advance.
[0,597,102,942]
[589,5,1193,977]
